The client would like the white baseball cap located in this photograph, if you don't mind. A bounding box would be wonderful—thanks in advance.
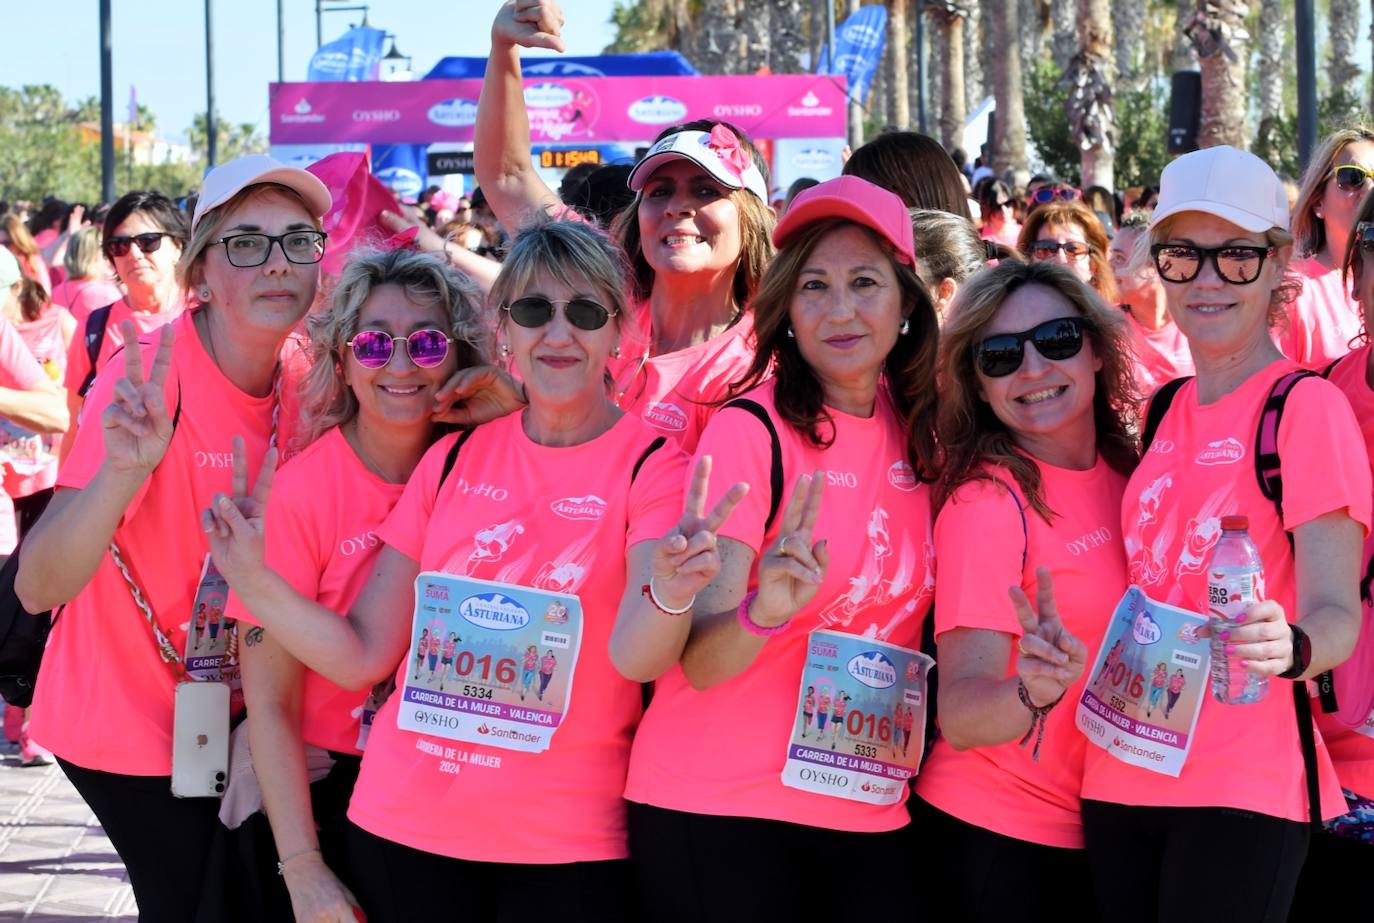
[0,248,21,291]
[1150,145,1289,234]
[192,154,333,234]
[627,127,768,202]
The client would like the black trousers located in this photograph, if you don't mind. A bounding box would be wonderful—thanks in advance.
[57,757,222,923]
[343,818,638,923]
[1082,799,1309,923]
[1289,826,1373,920]
[628,800,916,922]
[909,795,1098,922]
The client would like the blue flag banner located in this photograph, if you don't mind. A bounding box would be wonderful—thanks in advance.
[423,52,699,80]
[307,26,386,82]
[371,143,429,202]
[816,6,887,104]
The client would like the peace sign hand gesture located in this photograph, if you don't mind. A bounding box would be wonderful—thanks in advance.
[751,473,829,629]
[1009,567,1088,707]
[103,321,175,476]
[492,0,566,53]
[200,436,278,589]
[650,456,748,610]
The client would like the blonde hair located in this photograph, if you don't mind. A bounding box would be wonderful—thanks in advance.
[64,225,106,280]
[176,183,321,294]
[292,247,489,452]
[1291,124,1374,257]
[0,215,39,259]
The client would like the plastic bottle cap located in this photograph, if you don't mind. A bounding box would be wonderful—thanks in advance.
[1220,515,1248,531]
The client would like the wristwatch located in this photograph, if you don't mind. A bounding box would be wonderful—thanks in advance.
[1278,623,1312,680]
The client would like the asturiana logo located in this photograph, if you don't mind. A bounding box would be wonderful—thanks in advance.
[628,95,688,125]
[847,651,897,689]
[459,593,530,631]
[1196,437,1245,466]
[375,167,423,200]
[1132,611,1163,646]
[550,495,608,521]
[791,148,836,170]
[427,98,478,127]
[524,82,574,109]
[643,401,688,432]
[887,460,917,492]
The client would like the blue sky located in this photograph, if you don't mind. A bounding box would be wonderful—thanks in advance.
[0,1,619,143]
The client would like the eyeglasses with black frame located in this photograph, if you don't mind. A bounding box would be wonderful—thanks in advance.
[215,231,328,268]
[104,232,177,259]
[974,316,1088,378]
[345,328,454,370]
[502,296,618,331]
[1328,164,1374,193]
[1150,243,1273,285]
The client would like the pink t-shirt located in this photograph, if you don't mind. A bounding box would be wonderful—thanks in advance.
[49,278,124,322]
[226,426,405,756]
[624,379,935,833]
[30,311,279,775]
[917,460,1126,848]
[347,412,686,863]
[980,220,1022,250]
[613,313,756,454]
[1125,311,1194,398]
[1317,345,1374,799]
[1083,361,1372,822]
[63,298,185,402]
[0,318,49,552]
[3,305,72,498]
[1280,257,1362,368]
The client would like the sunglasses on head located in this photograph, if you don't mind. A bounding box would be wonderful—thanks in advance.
[975,316,1087,378]
[1030,240,1092,262]
[503,296,617,331]
[345,328,454,369]
[1150,243,1273,285]
[1329,164,1374,192]
[105,232,175,259]
[1027,186,1081,207]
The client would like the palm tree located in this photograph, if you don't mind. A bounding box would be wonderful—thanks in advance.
[984,0,1028,174]
[769,0,805,72]
[1254,0,1285,156]
[1112,0,1147,94]
[1327,0,1362,118]
[929,3,966,151]
[1069,0,1115,189]
[1192,0,1251,150]
[887,0,910,129]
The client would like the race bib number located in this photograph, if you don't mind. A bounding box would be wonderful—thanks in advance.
[185,556,236,686]
[395,573,583,753]
[781,629,932,804]
[1075,586,1209,777]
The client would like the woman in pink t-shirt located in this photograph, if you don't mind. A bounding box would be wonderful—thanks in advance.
[912,260,1136,920]
[977,180,1022,251]
[16,156,332,922]
[50,225,124,322]
[1019,200,1118,306]
[204,220,737,922]
[624,177,940,919]
[1080,146,1370,922]
[1281,127,1374,367]
[474,2,772,452]
[1109,212,1194,398]
[414,629,429,679]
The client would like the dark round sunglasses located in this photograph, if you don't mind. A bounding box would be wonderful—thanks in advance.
[503,296,617,331]
[975,316,1087,378]
[1150,243,1273,285]
[345,328,453,369]
[104,232,177,259]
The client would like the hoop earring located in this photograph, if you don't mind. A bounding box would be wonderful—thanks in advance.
[899,318,910,335]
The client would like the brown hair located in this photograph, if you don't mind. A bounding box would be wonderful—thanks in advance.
[1291,124,1374,258]
[843,131,974,221]
[16,277,48,323]
[1017,201,1118,303]
[727,218,940,478]
[0,214,39,259]
[936,260,1140,521]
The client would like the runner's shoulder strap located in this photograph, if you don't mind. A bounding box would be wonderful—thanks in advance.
[630,436,668,484]
[436,428,476,498]
[1139,376,1192,451]
[78,302,117,398]
[720,398,783,531]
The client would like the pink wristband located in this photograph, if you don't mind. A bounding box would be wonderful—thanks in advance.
[737,590,791,637]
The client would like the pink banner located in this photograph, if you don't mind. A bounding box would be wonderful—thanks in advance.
[269,74,847,145]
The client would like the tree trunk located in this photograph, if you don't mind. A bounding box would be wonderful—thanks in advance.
[887,0,910,129]
[986,0,1028,174]
[910,0,926,133]
[1254,0,1285,154]
[695,0,747,74]
[847,0,865,146]
[1050,0,1076,72]
[809,0,825,69]
[742,0,772,71]
[1173,0,1199,72]
[937,10,967,151]
[1018,0,1044,69]
[927,9,945,136]
[1370,0,1374,114]
[1328,0,1361,117]
[1069,0,1115,189]
[963,3,984,115]
[1112,0,1146,93]
[769,0,806,72]
[1196,0,1251,150]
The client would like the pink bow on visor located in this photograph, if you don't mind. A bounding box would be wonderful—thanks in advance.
[707,124,753,182]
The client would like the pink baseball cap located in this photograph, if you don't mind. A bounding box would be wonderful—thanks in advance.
[192,154,333,234]
[1150,145,1289,234]
[772,176,916,267]
[627,125,769,202]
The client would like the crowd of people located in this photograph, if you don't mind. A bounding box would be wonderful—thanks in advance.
[3,2,1374,921]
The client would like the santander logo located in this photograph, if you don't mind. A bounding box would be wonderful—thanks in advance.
[643,401,688,432]
[550,495,608,521]
[1195,437,1245,466]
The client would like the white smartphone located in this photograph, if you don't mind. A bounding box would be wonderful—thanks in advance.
[171,681,230,799]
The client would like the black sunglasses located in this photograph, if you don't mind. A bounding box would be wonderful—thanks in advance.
[503,296,617,331]
[1330,164,1374,192]
[975,316,1087,378]
[1030,240,1092,261]
[1150,243,1273,285]
[105,232,176,258]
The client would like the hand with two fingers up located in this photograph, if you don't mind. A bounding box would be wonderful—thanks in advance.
[649,455,749,612]
[748,472,830,630]
[1009,567,1088,708]
[102,320,176,477]
[199,436,278,589]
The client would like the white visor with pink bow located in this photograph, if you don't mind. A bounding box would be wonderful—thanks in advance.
[627,125,768,202]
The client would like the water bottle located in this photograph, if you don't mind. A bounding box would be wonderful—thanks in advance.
[1207,515,1269,704]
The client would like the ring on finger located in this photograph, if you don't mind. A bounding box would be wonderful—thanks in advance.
[779,535,789,556]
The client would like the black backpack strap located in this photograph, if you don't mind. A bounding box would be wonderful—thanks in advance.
[78,303,115,398]
[720,398,784,532]
[436,428,475,498]
[1141,377,1191,451]
[1293,683,1323,832]
[630,437,668,484]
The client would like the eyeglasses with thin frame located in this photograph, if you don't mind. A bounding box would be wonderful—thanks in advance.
[1328,164,1374,192]
[104,232,177,259]
[1030,240,1092,262]
[502,296,618,331]
[975,316,1087,378]
[1150,243,1274,285]
[215,231,328,268]
[345,328,454,369]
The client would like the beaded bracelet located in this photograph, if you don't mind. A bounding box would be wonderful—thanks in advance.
[736,590,791,637]
[1016,680,1065,762]
[642,578,693,616]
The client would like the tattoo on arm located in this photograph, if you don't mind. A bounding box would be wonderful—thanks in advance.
[244,626,264,647]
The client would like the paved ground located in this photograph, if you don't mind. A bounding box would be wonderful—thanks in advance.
[0,742,136,920]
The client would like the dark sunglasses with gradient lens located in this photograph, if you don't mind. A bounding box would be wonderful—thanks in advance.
[1330,164,1374,192]
[504,296,617,331]
[1030,240,1092,262]
[104,232,177,259]
[345,328,454,369]
[1150,243,1273,285]
[975,316,1087,378]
